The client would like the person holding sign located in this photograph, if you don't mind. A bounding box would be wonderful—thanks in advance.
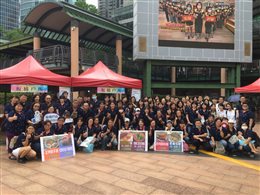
[12,125,37,164]
[43,106,59,124]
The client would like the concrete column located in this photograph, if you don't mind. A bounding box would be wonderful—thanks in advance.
[171,67,176,96]
[33,32,41,50]
[116,35,123,75]
[70,20,79,99]
[116,35,123,100]
[220,68,227,97]
[144,60,152,97]
[236,64,241,87]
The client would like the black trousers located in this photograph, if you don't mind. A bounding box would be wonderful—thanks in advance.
[192,139,212,151]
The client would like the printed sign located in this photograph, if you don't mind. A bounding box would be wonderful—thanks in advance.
[97,87,125,94]
[118,130,148,152]
[43,113,60,124]
[11,84,48,93]
[131,89,141,101]
[59,87,71,100]
[154,131,183,152]
[40,134,75,162]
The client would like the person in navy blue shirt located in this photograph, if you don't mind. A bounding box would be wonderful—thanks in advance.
[74,117,87,150]
[56,95,71,117]
[53,117,68,135]
[190,119,210,153]
[40,94,53,114]
[210,118,228,149]
[2,96,18,132]
[238,103,255,130]
[238,123,257,157]
[71,100,81,124]
[19,94,31,112]
[105,102,119,127]
[4,96,19,118]
[26,102,42,127]
[100,119,118,150]
[198,103,210,123]
[186,102,199,126]
[61,91,72,109]
[95,102,107,125]
[12,125,37,163]
[79,102,95,125]
[6,103,27,160]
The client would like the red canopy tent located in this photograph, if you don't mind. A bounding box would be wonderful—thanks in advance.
[71,61,142,89]
[0,55,71,86]
[235,78,260,93]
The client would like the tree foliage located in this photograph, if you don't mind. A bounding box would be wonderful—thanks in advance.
[74,0,98,14]
[0,26,26,43]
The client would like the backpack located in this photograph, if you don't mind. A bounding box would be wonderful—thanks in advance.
[9,136,18,149]
[214,141,225,155]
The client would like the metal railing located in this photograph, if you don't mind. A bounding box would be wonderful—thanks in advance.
[0,45,120,72]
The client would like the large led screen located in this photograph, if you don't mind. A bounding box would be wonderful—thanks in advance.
[158,0,235,49]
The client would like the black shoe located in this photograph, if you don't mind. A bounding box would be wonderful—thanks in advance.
[18,157,26,164]
[194,150,199,154]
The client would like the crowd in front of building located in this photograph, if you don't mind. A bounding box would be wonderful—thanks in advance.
[1,92,259,164]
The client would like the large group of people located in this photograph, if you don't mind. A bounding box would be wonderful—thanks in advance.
[159,1,235,41]
[1,92,259,164]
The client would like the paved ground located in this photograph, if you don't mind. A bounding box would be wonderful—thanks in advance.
[1,144,259,195]
[1,122,260,194]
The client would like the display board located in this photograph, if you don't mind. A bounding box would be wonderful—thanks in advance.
[40,134,75,162]
[118,130,148,152]
[154,131,183,152]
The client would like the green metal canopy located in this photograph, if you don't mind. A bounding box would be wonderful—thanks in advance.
[23,1,133,51]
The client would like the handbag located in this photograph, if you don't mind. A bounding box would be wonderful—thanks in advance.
[214,141,225,154]
[80,136,94,153]
[183,141,189,152]
[229,135,239,145]
[82,144,94,153]
[9,136,18,149]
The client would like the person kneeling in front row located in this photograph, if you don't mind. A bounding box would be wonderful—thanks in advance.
[12,125,37,164]
[190,119,211,154]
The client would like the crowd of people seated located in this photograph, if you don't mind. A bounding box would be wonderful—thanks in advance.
[2,92,259,163]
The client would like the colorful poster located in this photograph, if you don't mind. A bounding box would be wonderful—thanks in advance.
[131,89,141,101]
[40,134,75,162]
[11,84,48,93]
[154,131,183,152]
[118,130,148,152]
[97,87,125,94]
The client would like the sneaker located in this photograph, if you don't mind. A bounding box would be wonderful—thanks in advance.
[18,157,26,164]
[149,145,154,150]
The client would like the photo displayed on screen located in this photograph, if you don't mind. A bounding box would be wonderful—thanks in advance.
[158,0,235,49]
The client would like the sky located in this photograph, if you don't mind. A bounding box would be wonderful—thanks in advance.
[85,0,98,7]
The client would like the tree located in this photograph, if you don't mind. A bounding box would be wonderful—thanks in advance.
[74,0,98,14]
[3,28,26,41]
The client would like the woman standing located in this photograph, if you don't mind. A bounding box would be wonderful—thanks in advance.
[183,4,194,39]
[194,2,204,39]
[6,103,27,160]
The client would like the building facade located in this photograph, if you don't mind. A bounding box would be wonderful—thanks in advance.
[20,0,75,22]
[134,0,252,97]
[98,0,125,19]
[112,0,133,28]
[0,0,20,41]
